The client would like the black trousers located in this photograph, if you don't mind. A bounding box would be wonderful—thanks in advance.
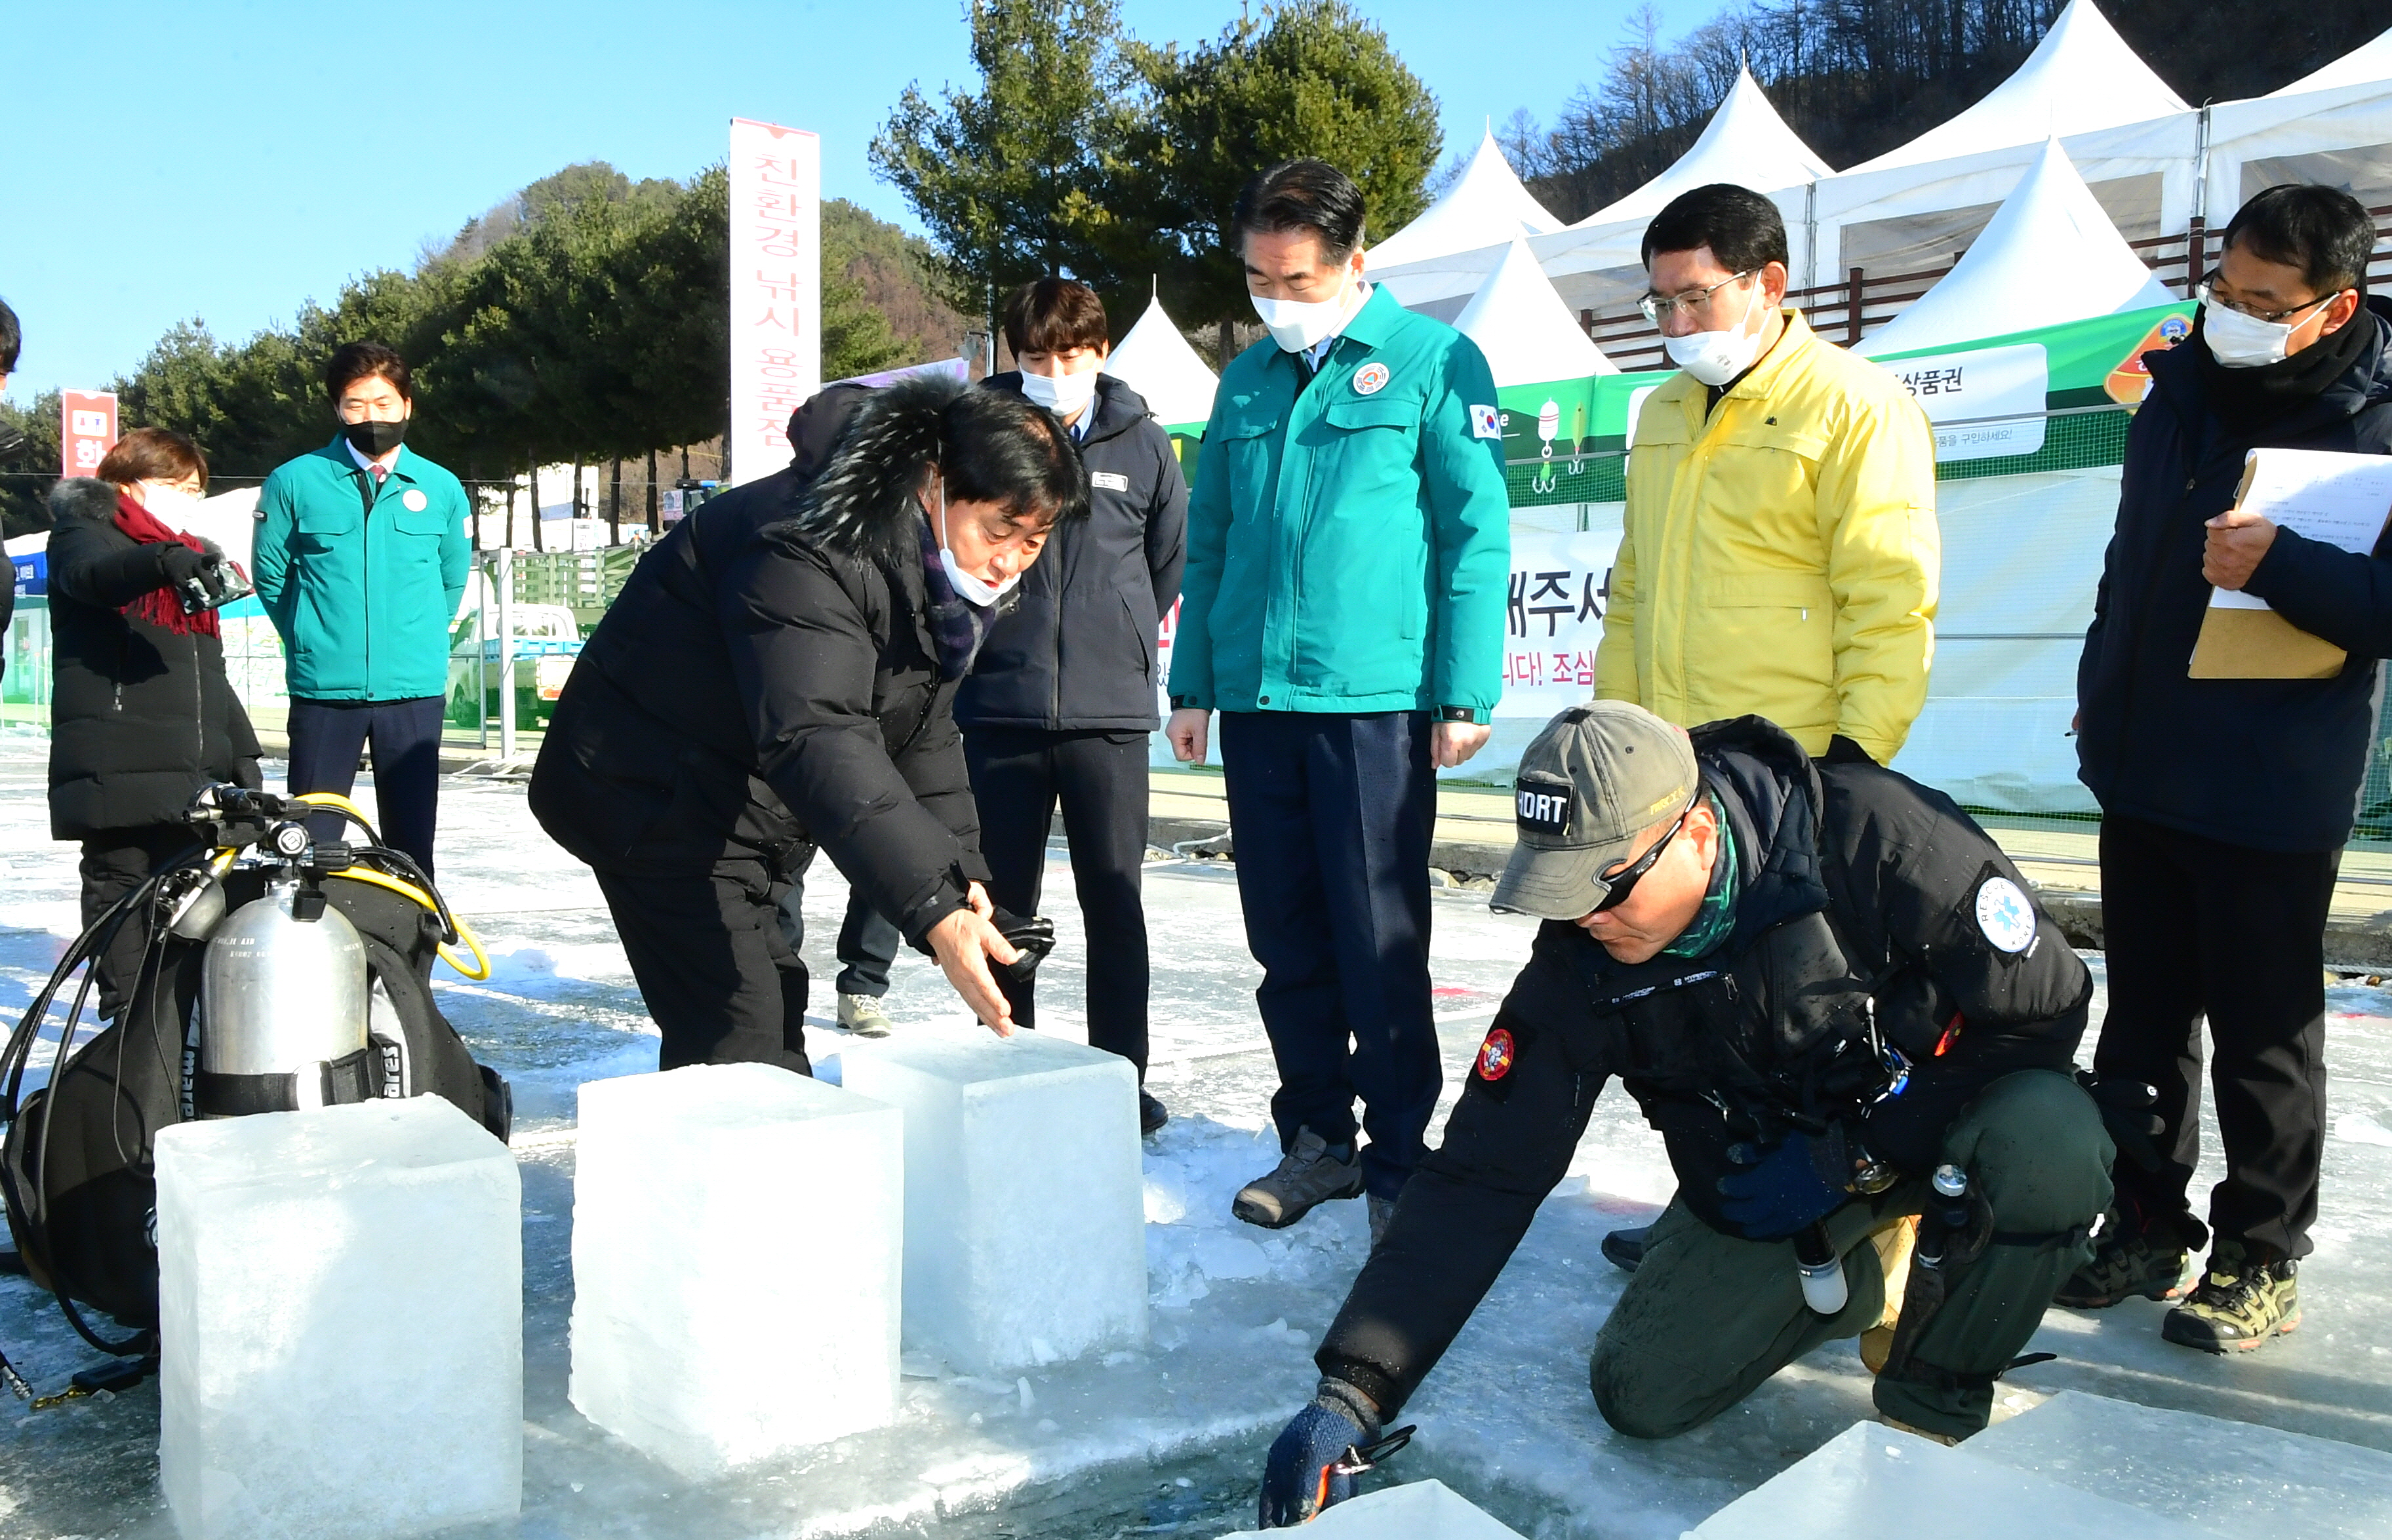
[2094,813,2336,1259]
[775,856,904,997]
[78,824,203,1017]
[963,726,1152,1077]
[287,696,446,878]
[596,857,812,1075]
[1218,709,1437,1201]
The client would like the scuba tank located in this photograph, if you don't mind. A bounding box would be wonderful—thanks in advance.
[194,873,375,1116]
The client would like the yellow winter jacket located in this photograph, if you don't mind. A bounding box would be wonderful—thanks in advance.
[1595,309,1939,764]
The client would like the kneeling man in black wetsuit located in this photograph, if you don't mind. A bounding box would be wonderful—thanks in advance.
[1255,701,2138,1525]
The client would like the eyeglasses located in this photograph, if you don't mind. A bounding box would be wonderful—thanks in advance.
[2194,270,2342,326]
[1639,271,1753,326]
[1589,794,1699,914]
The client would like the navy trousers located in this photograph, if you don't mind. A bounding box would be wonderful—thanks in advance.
[1219,709,1437,1200]
[776,858,905,998]
[286,696,446,877]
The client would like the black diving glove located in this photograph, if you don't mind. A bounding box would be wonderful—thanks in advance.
[1258,1379,1399,1528]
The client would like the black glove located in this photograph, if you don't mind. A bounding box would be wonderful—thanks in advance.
[1717,1122,1867,1240]
[1258,1380,1382,1527]
[157,543,206,587]
[988,907,1055,982]
[2075,1069,2166,1173]
[1822,734,1877,766]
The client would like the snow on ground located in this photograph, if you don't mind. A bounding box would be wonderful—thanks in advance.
[3,739,2392,1537]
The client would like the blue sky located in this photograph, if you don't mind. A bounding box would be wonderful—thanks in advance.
[0,0,1728,405]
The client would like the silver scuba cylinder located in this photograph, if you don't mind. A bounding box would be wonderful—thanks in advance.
[197,877,370,1114]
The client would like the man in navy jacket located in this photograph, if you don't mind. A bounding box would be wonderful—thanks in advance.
[2070,184,2392,1351]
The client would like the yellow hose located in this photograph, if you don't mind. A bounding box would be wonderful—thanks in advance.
[327,866,493,981]
[289,791,383,846]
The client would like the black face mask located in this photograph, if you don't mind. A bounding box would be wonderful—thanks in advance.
[341,417,409,457]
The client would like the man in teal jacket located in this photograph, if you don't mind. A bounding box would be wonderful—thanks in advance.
[253,342,471,875]
[1165,160,1511,1241]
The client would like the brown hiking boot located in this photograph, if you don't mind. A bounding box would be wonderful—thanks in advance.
[2163,1240,2300,1353]
[2054,1209,2192,1309]
[1232,1127,1364,1229]
[1859,1215,1919,1375]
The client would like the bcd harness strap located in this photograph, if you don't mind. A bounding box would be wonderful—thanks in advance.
[190,1044,382,1117]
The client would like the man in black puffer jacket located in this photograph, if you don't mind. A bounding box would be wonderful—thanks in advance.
[1253,705,2115,1523]
[530,378,1085,1071]
[2067,184,2392,1351]
[47,435,261,1014]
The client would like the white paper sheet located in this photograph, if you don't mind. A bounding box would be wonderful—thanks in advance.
[2209,446,2392,608]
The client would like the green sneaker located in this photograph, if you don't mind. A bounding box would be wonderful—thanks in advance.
[2052,1211,2191,1309]
[2163,1240,2300,1354]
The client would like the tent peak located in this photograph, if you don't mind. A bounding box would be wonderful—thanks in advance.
[1452,234,1619,387]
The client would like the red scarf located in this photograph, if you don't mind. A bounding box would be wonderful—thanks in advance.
[113,491,223,639]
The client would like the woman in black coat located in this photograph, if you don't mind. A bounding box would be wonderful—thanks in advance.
[530,376,1088,1071]
[46,429,260,1014]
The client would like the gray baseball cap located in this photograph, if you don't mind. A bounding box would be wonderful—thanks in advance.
[1490,702,1702,920]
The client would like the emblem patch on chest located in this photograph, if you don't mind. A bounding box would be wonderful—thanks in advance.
[1352,362,1391,395]
[1090,471,1129,491]
[1974,876,2037,954]
[401,488,429,511]
[1475,1026,1516,1081]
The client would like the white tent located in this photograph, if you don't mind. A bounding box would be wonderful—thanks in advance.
[1451,237,1619,386]
[2271,26,2392,96]
[1843,0,2187,175]
[1855,139,2173,357]
[1102,294,1219,430]
[1530,66,1833,318]
[1366,128,1562,277]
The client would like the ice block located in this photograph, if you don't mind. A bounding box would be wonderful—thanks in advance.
[156,1097,522,1540]
[1217,1479,1525,1537]
[569,1063,903,1476]
[1687,1421,2216,1538]
[840,1023,1145,1373]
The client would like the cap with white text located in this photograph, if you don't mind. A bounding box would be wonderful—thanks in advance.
[1490,701,1700,920]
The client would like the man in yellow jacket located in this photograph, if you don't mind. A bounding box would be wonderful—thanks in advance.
[1597,184,1938,767]
[1595,182,1940,1276]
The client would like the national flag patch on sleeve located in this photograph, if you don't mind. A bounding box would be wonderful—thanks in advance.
[1470,404,1502,439]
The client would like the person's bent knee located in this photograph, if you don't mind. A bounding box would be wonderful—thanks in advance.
[1588,1339,1706,1440]
[1944,1069,2113,1231]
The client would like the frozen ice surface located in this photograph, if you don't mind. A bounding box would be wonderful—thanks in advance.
[155,1097,522,1540]
[7,761,2392,1538]
[1218,1478,1526,1536]
[1968,1389,2392,1537]
[1686,1421,2215,1539]
[570,1063,904,1475]
[841,1023,1147,1374]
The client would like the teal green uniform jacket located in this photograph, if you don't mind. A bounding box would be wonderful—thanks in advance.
[1168,285,1511,721]
[252,438,473,701]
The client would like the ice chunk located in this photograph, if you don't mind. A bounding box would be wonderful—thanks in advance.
[569,1063,902,1476]
[841,1023,1144,1373]
[1969,1389,2392,1538]
[1687,1421,2216,1538]
[155,1097,521,1540]
[1217,1478,1525,1537]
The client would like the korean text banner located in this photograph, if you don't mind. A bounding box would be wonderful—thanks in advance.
[1500,530,1623,717]
[728,119,821,488]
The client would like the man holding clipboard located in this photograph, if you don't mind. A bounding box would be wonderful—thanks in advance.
[2071,184,2392,1352]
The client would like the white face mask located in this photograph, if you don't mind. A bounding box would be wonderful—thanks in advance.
[1251,273,1361,353]
[2202,301,2304,370]
[139,483,203,528]
[1019,367,1099,420]
[1662,279,1767,387]
[930,479,1018,608]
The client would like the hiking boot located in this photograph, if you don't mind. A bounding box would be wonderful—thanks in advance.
[2163,1240,2300,1354]
[1368,1194,1397,1250]
[2054,1210,2191,1309]
[1139,1090,1169,1137]
[1601,1223,1652,1273]
[1859,1215,1919,1375]
[838,993,894,1038]
[1880,1413,1963,1447]
[1232,1128,1364,1229]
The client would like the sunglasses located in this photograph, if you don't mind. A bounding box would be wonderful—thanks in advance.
[1589,795,1698,914]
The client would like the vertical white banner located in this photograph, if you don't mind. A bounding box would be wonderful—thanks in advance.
[727,118,821,487]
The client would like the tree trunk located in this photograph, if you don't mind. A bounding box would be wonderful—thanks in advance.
[608,458,622,547]
[504,481,517,549]
[530,462,545,553]
[1217,317,1235,370]
[646,448,660,534]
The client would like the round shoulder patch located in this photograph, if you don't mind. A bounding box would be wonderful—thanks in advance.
[1475,1026,1515,1082]
[1352,361,1390,396]
[1974,877,2037,954]
[401,488,429,512]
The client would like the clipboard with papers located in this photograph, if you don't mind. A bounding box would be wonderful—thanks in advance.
[2187,446,2392,679]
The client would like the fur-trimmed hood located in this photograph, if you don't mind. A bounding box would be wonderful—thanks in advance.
[48,475,125,526]
[781,374,957,570]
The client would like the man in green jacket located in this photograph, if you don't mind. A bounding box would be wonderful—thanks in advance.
[1165,160,1511,1242]
[253,342,471,876]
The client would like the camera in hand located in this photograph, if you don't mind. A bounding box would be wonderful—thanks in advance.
[176,550,254,616]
